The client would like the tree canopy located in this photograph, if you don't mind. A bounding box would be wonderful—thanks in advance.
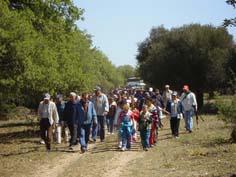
[0,0,125,114]
[136,24,234,107]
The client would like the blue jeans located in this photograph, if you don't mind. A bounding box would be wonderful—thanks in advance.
[79,124,91,149]
[184,110,193,131]
[97,115,105,141]
[107,118,114,133]
[122,126,131,149]
[91,123,98,141]
[140,129,151,148]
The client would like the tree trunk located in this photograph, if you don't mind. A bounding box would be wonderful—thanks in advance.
[195,90,204,110]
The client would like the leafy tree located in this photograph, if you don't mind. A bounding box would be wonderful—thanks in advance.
[136,24,234,108]
[117,65,136,83]
[224,0,236,27]
[0,0,125,116]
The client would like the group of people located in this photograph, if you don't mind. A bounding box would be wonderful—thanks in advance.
[37,84,197,152]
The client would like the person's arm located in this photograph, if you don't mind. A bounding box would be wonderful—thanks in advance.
[37,103,42,121]
[91,102,97,125]
[103,95,109,115]
[52,102,59,124]
[192,93,198,111]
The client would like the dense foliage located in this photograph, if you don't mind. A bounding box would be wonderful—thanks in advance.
[217,97,236,142]
[136,24,234,107]
[0,0,125,114]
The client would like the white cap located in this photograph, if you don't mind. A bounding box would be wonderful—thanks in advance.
[70,92,76,97]
[44,93,50,100]
[149,87,153,92]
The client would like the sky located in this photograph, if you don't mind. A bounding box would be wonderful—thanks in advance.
[74,0,236,67]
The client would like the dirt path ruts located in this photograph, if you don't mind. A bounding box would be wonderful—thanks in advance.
[101,151,144,177]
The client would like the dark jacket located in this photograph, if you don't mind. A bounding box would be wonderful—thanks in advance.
[63,101,84,125]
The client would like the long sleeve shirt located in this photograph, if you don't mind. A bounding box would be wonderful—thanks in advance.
[92,93,109,116]
[80,100,97,125]
[180,91,197,111]
[38,101,59,125]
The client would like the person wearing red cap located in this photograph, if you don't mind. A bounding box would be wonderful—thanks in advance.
[180,85,197,133]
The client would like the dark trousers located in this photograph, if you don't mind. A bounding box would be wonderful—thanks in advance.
[97,115,105,141]
[40,119,52,150]
[68,123,78,146]
[80,124,91,149]
[170,117,180,136]
[140,129,150,148]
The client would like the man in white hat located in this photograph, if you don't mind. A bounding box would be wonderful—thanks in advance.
[62,92,81,149]
[38,93,59,151]
[162,84,173,108]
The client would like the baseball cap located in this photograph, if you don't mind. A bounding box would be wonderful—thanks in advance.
[94,86,101,91]
[70,92,76,97]
[44,93,50,100]
[172,91,178,96]
[56,94,63,99]
[165,84,170,88]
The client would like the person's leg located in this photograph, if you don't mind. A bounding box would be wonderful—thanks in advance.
[40,119,46,144]
[84,124,91,148]
[106,118,110,133]
[121,128,127,148]
[45,120,52,150]
[146,129,151,148]
[126,129,131,149]
[68,124,78,146]
[79,125,86,148]
[149,121,155,145]
[98,116,105,141]
[184,111,188,130]
[154,123,159,144]
[170,118,174,135]
[140,130,145,148]
[91,122,98,142]
[172,117,177,136]
[176,119,180,136]
[189,110,193,132]
[109,118,114,134]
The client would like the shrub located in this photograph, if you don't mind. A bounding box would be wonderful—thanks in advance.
[217,97,236,143]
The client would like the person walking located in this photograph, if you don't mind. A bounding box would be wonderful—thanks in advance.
[55,94,69,144]
[118,104,134,151]
[162,84,173,108]
[62,92,81,150]
[145,97,159,147]
[79,93,97,153]
[138,105,152,151]
[92,86,109,142]
[180,85,197,133]
[166,91,183,138]
[38,93,59,151]
[107,97,117,135]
